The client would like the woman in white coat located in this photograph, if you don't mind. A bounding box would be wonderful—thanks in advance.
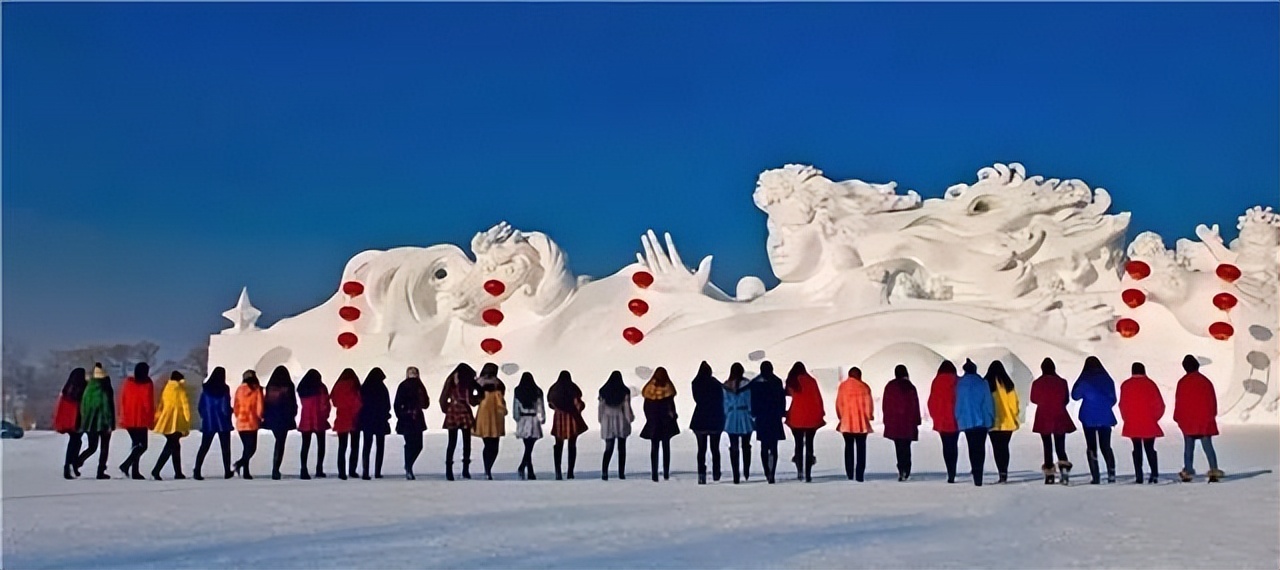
[598,371,635,480]
[511,372,545,480]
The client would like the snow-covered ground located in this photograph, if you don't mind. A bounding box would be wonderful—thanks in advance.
[3,425,1277,569]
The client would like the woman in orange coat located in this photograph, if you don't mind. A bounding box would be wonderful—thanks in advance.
[117,362,155,480]
[232,370,264,479]
[835,367,873,482]
[785,361,825,482]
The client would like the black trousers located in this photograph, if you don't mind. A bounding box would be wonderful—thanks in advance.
[482,437,500,477]
[940,432,959,482]
[64,432,83,470]
[989,431,1012,477]
[1040,433,1069,466]
[1084,427,1116,482]
[121,427,149,475]
[301,432,326,475]
[554,436,578,479]
[519,437,538,478]
[695,431,722,480]
[728,433,752,482]
[195,431,232,475]
[403,431,423,474]
[337,431,360,477]
[760,439,780,483]
[790,428,816,480]
[603,437,626,478]
[650,437,672,480]
[271,429,289,477]
[1130,437,1158,480]
[893,438,913,478]
[76,430,112,473]
[446,428,471,468]
[964,428,989,485]
[152,433,184,476]
[362,432,386,478]
[842,433,867,481]
[236,430,259,476]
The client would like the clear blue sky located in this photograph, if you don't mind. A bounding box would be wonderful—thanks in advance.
[4,2,1277,357]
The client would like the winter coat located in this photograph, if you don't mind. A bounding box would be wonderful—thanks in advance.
[991,382,1021,432]
[299,389,332,433]
[750,375,787,442]
[927,371,959,433]
[640,396,679,440]
[440,376,477,430]
[233,384,264,431]
[598,396,634,440]
[359,379,392,435]
[835,377,874,435]
[153,381,192,436]
[329,379,362,434]
[722,381,754,435]
[394,378,430,435]
[513,396,546,440]
[548,384,588,440]
[882,378,921,441]
[1173,372,1218,437]
[198,389,234,434]
[78,379,115,433]
[53,396,81,435]
[474,378,507,438]
[118,376,155,430]
[262,383,298,432]
[955,373,994,431]
[1029,374,1076,435]
[785,374,826,430]
[1072,371,1118,428]
[690,375,726,433]
[1119,375,1165,439]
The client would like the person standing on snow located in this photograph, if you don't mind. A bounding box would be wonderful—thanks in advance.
[358,367,391,480]
[784,361,825,483]
[926,361,961,483]
[151,371,192,480]
[118,362,156,480]
[1072,356,1118,484]
[835,367,873,482]
[548,370,589,480]
[986,361,1021,484]
[329,368,362,480]
[750,361,787,484]
[513,372,547,480]
[53,368,87,479]
[297,369,332,480]
[882,365,922,482]
[232,370,264,479]
[394,367,429,480]
[76,364,115,480]
[262,366,298,481]
[689,361,725,485]
[954,359,994,486]
[1029,358,1075,485]
[473,363,506,480]
[640,367,680,482]
[1119,362,1165,484]
[194,367,234,480]
[1174,355,1224,483]
[597,371,632,481]
[722,363,755,484]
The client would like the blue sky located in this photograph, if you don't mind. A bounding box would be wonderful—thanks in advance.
[4,2,1277,357]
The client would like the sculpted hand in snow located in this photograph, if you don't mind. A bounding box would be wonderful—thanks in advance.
[635,229,713,295]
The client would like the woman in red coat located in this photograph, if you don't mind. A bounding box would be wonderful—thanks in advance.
[329,368,362,480]
[926,361,960,483]
[297,369,332,479]
[785,361,825,482]
[1119,362,1164,484]
[117,362,155,480]
[1173,355,1222,482]
[54,368,88,479]
[1029,358,1075,484]
[882,365,921,481]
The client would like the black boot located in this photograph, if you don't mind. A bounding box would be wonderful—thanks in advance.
[96,466,110,480]
[64,465,74,480]
[446,462,455,481]
[462,461,471,480]
[301,467,311,480]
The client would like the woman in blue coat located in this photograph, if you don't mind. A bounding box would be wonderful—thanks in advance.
[1072,356,1118,484]
[689,361,725,484]
[749,361,787,484]
[194,367,234,480]
[954,359,994,486]
[722,363,754,484]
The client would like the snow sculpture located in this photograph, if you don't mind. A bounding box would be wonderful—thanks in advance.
[221,287,261,334]
[209,163,1280,426]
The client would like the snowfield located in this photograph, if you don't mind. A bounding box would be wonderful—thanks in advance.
[3,425,1277,569]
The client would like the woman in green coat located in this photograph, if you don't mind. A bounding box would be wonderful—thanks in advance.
[75,363,116,479]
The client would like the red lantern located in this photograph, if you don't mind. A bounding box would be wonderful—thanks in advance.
[342,281,364,297]
[1124,260,1151,280]
[483,280,506,297]
[1115,318,1140,338]
[628,298,649,317]
[1212,292,1238,312]
[480,338,503,354]
[482,308,504,326]
[632,271,654,289]
[339,306,361,321]
[1121,289,1146,309]
[337,332,358,349]
[1215,263,1241,283]
[622,327,644,345]
[1209,321,1234,340]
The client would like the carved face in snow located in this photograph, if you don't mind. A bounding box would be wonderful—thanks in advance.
[765,217,825,282]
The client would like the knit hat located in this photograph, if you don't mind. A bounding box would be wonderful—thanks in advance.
[92,363,108,379]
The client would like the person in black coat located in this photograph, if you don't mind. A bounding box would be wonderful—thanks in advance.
[749,361,787,484]
[689,361,725,484]
[639,367,680,482]
[262,366,298,481]
[359,367,392,480]
[394,367,430,480]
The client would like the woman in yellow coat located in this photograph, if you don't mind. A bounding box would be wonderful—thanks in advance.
[473,363,507,480]
[985,361,1021,484]
[151,371,193,480]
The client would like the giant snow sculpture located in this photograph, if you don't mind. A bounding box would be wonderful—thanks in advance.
[209,163,1280,426]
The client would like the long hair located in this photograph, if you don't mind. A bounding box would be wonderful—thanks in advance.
[1040,358,1057,376]
[785,361,808,392]
[203,366,229,398]
[548,370,581,410]
[363,367,386,386]
[449,363,477,395]
[479,362,500,378]
[130,362,151,384]
[514,372,542,409]
[599,370,629,407]
[937,360,957,376]
[724,363,747,390]
[297,369,324,397]
[267,366,293,390]
[62,368,88,401]
[984,361,1015,393]
[335,367,360,389]
[1081,356,1105,376]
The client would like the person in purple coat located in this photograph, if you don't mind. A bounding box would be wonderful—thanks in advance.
[882,364,922,481]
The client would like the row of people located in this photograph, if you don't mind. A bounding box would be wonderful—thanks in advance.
[52,355,1223,484]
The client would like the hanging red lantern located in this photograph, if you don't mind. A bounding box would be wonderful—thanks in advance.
[339,306,361,321]
[1215,263,1241,283]
[1208,321,1234,340]
[483,280,506,297]
[1212,292,1238,312]
[632,271,654,289]
[482,308,504,326]
[480,338,503,354]
[1121,289,1146,309]
[342,281,364,297]
[1124,260,1151,280]
[337,332,358,349]
[1115,318,1140,338]
[628,298,649,317]
[622,327,644,345]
